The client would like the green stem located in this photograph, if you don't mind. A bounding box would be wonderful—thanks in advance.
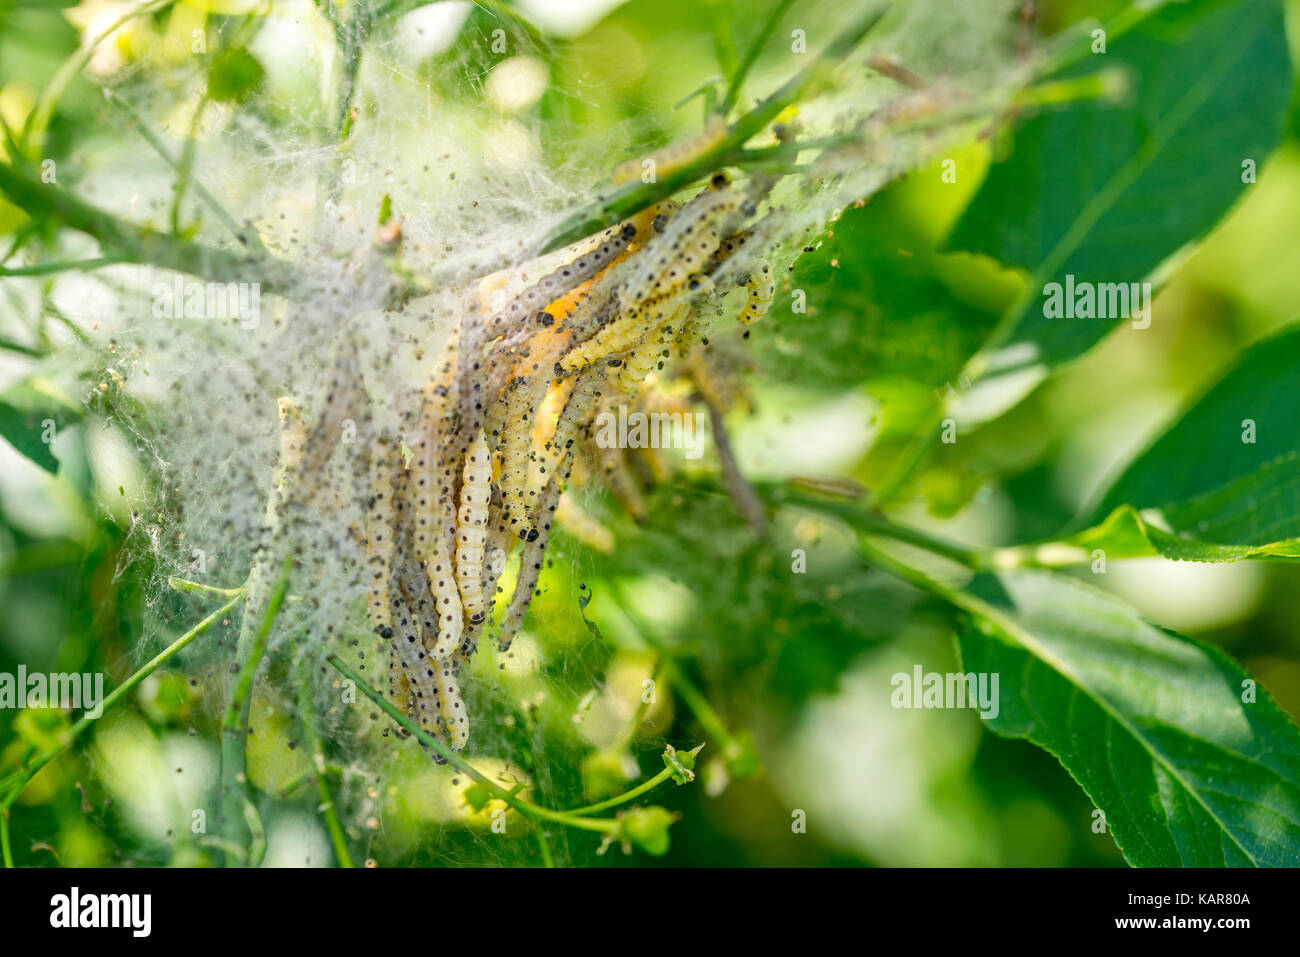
[0,809,12,868]
[295,647,354,867]
[172,96,212,235]
[721,0,797,115]
[325,653,623,834]
[219,558,291,864]
[0,162,307,294]
[773,486,983,570]
[534,823,555,868]
[660,658,734,748]
[533,4,891,258]
[0,257,124,277]
[168,576,245,599]
[0,594,243,812]
[566,767,675,816]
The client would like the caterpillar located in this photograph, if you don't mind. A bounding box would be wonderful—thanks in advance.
[410,339,456,569]
[617,176,750,309]
[484,223,637,341]
[557,277,710,377]
[499,472,563,651]
[454,430,491,624]
[432,655,469,751]
[736,263,774,324]
[388,563,445,748]
[363,434,399,637]
[613,113,728,185]
[493,376,543,531]
[536,368,609,495]
[424,533,463,660]
[295,332,364,508]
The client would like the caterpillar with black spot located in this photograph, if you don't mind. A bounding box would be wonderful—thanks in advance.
[433,655,469,751]
[455,430,491,624]
[294,332,363,508]
[363,434,399,638]
[499,472,563,652]
[736,262,774,324]
[388,557,446,750]
[492,375,545,533]
[617,175,749,309]
[557,277,710,377]
[615,313,682,395]
[485,223,637,341]
[535,367,609,492]
[613,114,728,186]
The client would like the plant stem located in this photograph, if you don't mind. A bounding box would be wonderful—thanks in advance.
[773,486,984,570]
[295,647,354,868]
[0,162,307,294]
[535,4,892,257]
[0,809,12,868]
[172,96,212,235]
[168,576,245,599]
[325,653,629,834]
[219,557,292,865]
[721,0,797,115]
[0,594,243,812]
[566,767,675,816]
[534,823,555,868]
[0,257,125,277]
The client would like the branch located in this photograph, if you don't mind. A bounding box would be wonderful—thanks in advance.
[533,4,892,258]
[0,162,308,294]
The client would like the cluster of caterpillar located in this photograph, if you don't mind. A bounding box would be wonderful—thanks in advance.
[291,172,776,754]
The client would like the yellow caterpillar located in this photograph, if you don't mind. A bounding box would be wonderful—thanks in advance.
[736,263,775,324]
[557,278,710,377]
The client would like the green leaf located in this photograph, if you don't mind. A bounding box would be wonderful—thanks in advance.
[1071,325,1300,561]
[0,377,81,473]
[948,0,1290,376]
[208,48,265,103]
[958,570,1300,867]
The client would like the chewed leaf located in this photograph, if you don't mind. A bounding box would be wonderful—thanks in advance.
[958,570,1300,866]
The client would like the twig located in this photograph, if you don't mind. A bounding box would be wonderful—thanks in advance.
[294,646,354,867]
[534,5,893,258]
[326,653,691,836]
[0,257,125,277]
[700,393,768,537]
[0,162,307,294]
[219,557,292,865]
